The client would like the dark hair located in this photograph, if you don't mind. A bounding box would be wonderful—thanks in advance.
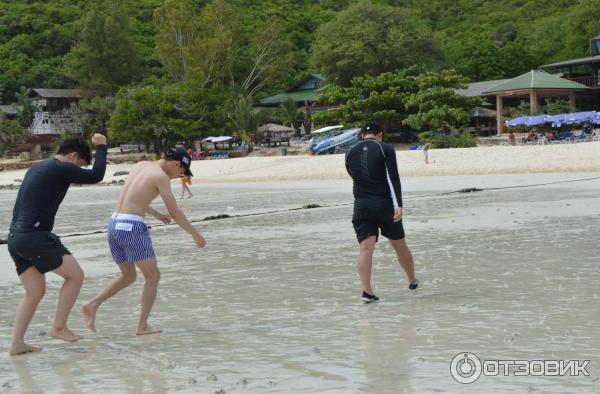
[57,137,92,165]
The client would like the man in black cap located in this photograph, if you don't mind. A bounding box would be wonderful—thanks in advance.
[82,147,205,335]
[345,122,418,303]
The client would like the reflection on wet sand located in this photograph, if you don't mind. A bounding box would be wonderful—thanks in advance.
[359,303,417,394]
[11,357,41,393]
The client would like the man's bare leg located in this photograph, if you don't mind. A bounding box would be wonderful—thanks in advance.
[82,263,136,332]
[357,236,377,294]
[388,238,417,284]
[135,259,162,335]
[10,267,45,356]
[49,255,84,343]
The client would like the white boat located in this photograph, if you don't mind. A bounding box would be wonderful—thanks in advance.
[309,127,361,155]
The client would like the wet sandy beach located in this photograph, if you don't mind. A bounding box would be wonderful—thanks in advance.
[1,173,599,393]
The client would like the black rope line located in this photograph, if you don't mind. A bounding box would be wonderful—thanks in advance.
[1,175,599,245]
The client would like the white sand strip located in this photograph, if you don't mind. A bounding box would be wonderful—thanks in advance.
[1,142,599,186]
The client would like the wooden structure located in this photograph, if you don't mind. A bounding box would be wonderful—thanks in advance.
[256,123,295,146]
[28,88,97,135]
[482,70,588,135]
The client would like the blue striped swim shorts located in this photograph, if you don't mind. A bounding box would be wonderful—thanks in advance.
[107,213,155,264]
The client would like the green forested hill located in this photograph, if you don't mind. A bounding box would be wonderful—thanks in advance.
[1,0,599,101]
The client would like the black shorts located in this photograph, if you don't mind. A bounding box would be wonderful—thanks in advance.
[352,207,405,243]
[8,231,71,276]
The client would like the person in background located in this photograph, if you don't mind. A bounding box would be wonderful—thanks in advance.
[180,174,193,199]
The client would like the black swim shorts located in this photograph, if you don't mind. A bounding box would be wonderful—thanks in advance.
[352,207,405,243]
[8,231,71,275]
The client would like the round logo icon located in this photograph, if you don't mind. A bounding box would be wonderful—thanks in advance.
[450,352,482,384]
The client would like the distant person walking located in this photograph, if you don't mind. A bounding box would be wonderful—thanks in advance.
[422,142,432,164]
[345,122,418,303]
[82,148,205,335]
[7,134,107,355]
[180,175,193,199]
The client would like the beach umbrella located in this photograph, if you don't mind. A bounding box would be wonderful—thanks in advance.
[523,114,551,126]
[505,116,529,127]
[562,111,596,125]
[548,114,568,127]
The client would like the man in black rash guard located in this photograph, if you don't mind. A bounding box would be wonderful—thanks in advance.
[345,122,418,303]
[7,133,107,356]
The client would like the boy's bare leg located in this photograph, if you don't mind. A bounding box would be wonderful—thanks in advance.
[82,263,137,332]
[50,255,84,343]
[10,267,45,356]
[357,236,377,294]
[135,259,162,335]
[388,238,417,284]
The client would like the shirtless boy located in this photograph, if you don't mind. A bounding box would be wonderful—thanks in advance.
[82,148,205,335]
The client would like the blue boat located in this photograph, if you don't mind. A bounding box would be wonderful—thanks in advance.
[309,128,361,155]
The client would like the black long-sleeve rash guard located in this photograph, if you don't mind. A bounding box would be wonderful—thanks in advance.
[9,145,107,233]
[345,138,403,211]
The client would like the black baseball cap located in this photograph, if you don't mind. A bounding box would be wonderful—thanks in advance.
[165,147,193,177]
[364,122,383,134]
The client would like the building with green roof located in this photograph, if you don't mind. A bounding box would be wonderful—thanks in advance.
[480,70,589,135]
[258,74,327,107]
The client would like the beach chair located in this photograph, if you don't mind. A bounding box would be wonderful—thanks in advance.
[557,131,574,143]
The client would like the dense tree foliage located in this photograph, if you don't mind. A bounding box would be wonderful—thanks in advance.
[314,68,481,147]
[3,0,599,102]
[0,119,28,154]
[311,1,443,85]
[65,0,143,92]
[2,0,600,148]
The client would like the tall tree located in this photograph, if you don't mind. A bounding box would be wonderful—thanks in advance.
[402,69,481,133]
[66,0,142,92]
[240,16,291,95]
[314,67,422,128]
[311,1,443,85]
[154,0,242,87]
[79,96,116,136]
[153,0,200,82]
[277,97,302,128]
[227,93,271,141]
[0,119,28,155]
[14,87,36,128]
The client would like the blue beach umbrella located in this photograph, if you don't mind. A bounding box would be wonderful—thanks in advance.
[562,111,596,125]
[523,114,551,126]
[505,116,529,127]
[548,114,568,127]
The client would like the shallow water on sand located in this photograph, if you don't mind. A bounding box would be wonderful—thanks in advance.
[1,173,599,393]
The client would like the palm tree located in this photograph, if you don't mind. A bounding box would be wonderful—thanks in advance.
[14,87,37,128]
[277,97,302,130]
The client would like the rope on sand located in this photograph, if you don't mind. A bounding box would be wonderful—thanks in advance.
[1,175,600,244]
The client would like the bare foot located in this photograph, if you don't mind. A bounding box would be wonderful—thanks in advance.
[50,327,82,343]
[9,342,42,356]
[81,303,97,332]
[136,325,162,336]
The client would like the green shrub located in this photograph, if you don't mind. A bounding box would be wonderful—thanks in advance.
[419,129,476,148]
